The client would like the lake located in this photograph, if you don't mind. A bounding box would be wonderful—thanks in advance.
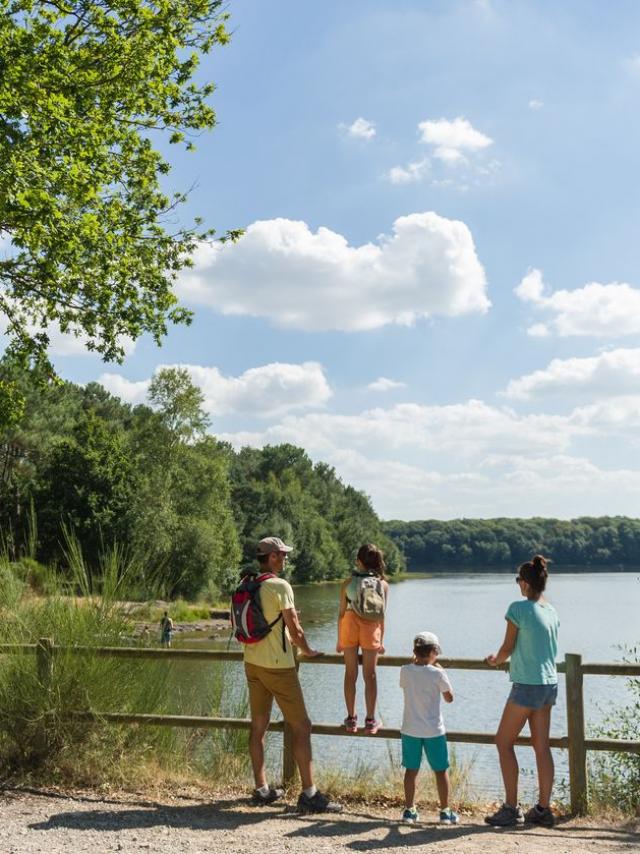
[181,571,640,799]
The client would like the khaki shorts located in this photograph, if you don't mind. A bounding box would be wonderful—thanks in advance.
[244,663,309,723]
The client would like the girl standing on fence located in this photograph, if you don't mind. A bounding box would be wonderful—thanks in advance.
[336,543,389,734]
[485,554,559,829]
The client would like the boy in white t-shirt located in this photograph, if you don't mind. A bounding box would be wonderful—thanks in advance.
[399,631,458,825]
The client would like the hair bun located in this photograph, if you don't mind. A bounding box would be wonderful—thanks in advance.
[532,554,548,574]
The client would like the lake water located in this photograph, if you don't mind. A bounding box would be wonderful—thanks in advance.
[181,572,640,799]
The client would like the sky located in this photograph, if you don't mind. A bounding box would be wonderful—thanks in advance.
[11,0,640,520]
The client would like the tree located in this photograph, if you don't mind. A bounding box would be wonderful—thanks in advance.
[0,1,240,425]
[148,367,210,443]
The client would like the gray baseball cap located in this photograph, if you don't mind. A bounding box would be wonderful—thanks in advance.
[256,536,293,556]
[414,631,440,648]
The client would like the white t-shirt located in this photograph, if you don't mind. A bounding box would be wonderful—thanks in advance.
[399,663,453,739]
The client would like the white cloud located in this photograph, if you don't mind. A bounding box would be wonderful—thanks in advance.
[219,399,584,461]
[367,377,407,392]
[504,348,640,401]
[516,268,640,337]
[342,117,376,140]
[99,373,149,404]
[624,54,640,74]
[386,158,430,185]
[528,99,544,110]
[418,117,492,164]
[177,213,490,332]
[99,361,332,418]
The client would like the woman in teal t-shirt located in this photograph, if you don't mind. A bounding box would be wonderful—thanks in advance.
[484,555,559,830]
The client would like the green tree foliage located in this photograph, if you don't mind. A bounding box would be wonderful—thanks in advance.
[383,517,640,569]
[229,444,405,583]
[0,362,404,593]
[0,0,240,424]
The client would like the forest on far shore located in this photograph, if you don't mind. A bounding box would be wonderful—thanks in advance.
[382,517,640,571]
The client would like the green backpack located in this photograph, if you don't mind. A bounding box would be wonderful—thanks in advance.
[349,572,386,621]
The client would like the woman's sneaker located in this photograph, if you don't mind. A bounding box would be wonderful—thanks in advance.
[484,803,525,827]
[525,804,555,828]
[297,790,343,814]
[364,716,380,734]
[343,715,358,733]
[402,807,419,823]
[439,808,459,824]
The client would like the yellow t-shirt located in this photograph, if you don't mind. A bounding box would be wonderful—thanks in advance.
[242,576,296,669]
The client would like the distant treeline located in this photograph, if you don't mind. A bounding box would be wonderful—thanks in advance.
[382,517,640,570]
[0,359,404,598]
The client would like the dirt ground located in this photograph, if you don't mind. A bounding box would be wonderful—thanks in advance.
[0,789,638,854]
[0,789,640,854]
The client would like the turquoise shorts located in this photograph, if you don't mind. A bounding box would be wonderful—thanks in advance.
[401,733,449,772]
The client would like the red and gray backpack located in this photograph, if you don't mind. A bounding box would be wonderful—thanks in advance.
[230,572,285,649]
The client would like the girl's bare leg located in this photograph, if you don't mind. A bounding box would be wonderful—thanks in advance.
[495,701,531,807]
[529,705,554,807]
[343,646,359,718]
[362,648,379,719]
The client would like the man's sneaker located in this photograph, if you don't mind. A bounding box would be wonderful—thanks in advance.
[297,790,343,814]
[251,786,284,805]
[402,807,419,823]
[484,803,525,827]
[364,716,380,734]
[525,804,555,828]
[344,715,358,733]
[439,808,459,824]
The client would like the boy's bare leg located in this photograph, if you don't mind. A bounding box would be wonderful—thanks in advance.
[435,769,449,809]
[404,768,419,808]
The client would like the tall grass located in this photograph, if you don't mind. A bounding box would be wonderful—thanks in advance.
[0,538,251,789]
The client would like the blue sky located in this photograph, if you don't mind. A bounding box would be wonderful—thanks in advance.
[15,0,640,519]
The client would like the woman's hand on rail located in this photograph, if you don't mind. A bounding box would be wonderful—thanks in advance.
[300,648,324,658]
[485,654,498,666]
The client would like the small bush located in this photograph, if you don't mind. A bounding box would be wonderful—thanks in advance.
[590,644,640,814]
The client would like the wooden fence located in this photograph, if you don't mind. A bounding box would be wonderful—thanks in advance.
[2,640,640,815]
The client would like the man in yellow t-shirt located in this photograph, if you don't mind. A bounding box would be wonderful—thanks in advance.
[244,536,342,815]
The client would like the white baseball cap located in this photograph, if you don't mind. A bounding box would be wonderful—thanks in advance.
[414,631,440,648]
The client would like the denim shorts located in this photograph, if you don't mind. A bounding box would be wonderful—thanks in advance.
[401,733,449,772]
[508,682,558,710]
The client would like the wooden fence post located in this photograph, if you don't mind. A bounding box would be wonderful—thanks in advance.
[36,637,54,689]
[565,652,588,814]
[282,659,299,788]
[36,637,54,755]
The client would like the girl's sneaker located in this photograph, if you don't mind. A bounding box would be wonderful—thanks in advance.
[402,807,419,824]
[364,716,380,734]
[439,808,459,824]
[524,804,555,828]
[343,715,358,733]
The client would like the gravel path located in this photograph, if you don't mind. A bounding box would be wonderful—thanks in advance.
[1,789,638,854]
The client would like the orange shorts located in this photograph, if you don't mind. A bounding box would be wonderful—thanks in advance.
[339,610,383,651]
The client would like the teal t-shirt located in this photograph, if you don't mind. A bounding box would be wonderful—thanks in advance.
[505,599,559,685]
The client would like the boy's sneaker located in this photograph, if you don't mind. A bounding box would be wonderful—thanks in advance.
[402,807,419,824]
[484,803,525,827]
[439,808,459,824]
[297,790,343,814]
[344,715,358,733]
[364,716,380,734]
[525,804,555,828]
[251,786,284,805]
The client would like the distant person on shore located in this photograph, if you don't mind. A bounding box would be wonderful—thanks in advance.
[399,631,458,825]
[337,543,389,734]
[485,555,559,829]
[160,611,174,648]
[234,536,342,814]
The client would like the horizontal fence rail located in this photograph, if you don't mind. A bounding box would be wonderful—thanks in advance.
[1,642,639,815]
